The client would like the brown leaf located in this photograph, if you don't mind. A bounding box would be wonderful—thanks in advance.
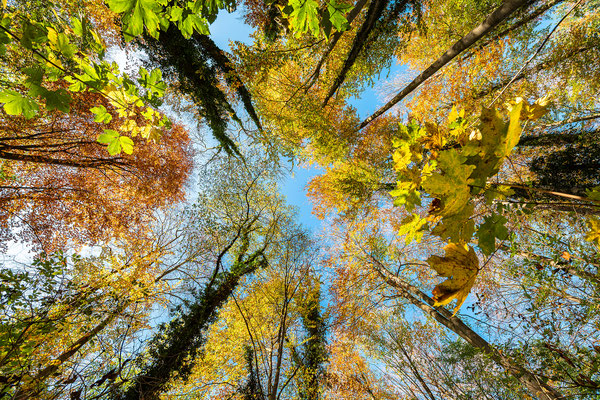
[427,243,479,315]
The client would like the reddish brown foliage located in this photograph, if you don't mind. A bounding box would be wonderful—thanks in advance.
[0,91,194,252]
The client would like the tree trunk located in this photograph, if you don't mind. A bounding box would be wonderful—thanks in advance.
[369,259,565,400]
[359,0,530,129]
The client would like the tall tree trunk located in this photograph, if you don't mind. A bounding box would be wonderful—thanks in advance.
[369,259,565,400]
[359,0,530,129]
[12,303,127,400]
[115,250,266,400]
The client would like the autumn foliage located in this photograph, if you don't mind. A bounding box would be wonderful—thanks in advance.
[0,90,193,251]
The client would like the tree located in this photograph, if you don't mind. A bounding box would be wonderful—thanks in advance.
[2,0,600,398]
[0,91,193,251]
[1,241,176,400]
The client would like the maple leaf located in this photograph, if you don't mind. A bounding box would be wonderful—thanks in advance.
[0,89,39,118]
[422,149,474,216]
[507,96,550,121]
[465,104,522,193]
[397,213,429,244]
[431,203,475,243]
[427,243,479,315]
[585,186,600,202]
[390,181,421,211]
[476,214,509,256]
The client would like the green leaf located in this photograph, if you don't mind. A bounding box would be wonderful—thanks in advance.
[91,105,113,123]
[431,203,475,243]
[586,217,600,246]
[483,184,514,204]
[98,130,134,155]
[42,88,71,112]
[23,66,44,87]
[48,28,76,58]
[0,20,11,55]
[327,0,351,31]
[20,20,47,49]
[107,138,122,155]
[390,181,421,211]
[179,13,208,38]
[476,214,509,256]
[422,149,474,216]
[466,105,523,193]
[107,0,136,13]
[585,186,600,201]
[64,76,86,92]
[287,0,320,37]
[0,90,38,118]
[71,17,84,36]
[98,129,119,144]
[119,0,162,39]
[138,67,166,98]
[169,5,184,21]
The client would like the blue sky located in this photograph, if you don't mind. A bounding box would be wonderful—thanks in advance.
[210,10,402,232]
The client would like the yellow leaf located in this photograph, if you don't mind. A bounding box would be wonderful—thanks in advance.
[585,217,600,246]
[448,106,459,124]
[427,243,479,315]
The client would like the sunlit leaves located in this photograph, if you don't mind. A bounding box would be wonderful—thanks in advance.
[0,90,39,118]
[397,214,428,244]
[107,0,212,40]
[280,0,350,38]
[508,96,550,121]
[390,181,421,211]
[1,8,171,155]
[585,217,600,246]
[422,149,474,217]
[91,105,113,123]
[427,243,479,315]
[322,0,351,37]
[431,203,475,243]
[286,0,320,37]
[98,129,134,155]
[138,67,166,100]
[47,27,76,58]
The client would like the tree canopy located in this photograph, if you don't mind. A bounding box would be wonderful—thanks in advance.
[1,0,600,399]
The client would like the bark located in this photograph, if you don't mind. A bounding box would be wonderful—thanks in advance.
[541,113,600,129]
[143,27,242,155]
[369,259,565,400]
[464,0,565,60]
[115,250,266,400]
[472,45,591,100]
[194,33,262,130]
[0,149,126,169]
[518,132,583,147]
[359,0,530,129]
[396,342,436,400]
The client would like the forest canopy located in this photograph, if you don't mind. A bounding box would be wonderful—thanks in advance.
[1,0,599,399]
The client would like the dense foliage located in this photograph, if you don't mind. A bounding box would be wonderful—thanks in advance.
[1,0,599,399]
